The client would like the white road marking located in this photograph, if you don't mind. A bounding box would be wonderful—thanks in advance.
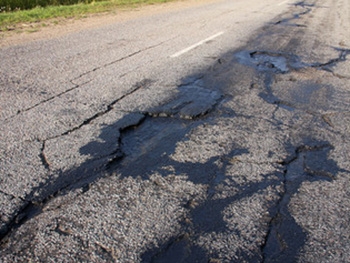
[278,0,289,6]
[170,31,224,58]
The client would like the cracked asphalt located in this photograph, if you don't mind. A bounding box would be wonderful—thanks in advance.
[1,0,350,262]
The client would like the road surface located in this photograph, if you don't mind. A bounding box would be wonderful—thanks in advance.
[1,0,350,262]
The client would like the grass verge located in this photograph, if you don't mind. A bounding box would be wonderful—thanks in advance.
[0,0,172,31]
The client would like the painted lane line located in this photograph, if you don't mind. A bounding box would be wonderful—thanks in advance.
[278,0,289,6]
[170,31,224,58]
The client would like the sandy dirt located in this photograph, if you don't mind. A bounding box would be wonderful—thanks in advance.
[0,0,217,48]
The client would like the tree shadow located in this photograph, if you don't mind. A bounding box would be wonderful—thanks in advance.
[4,1,349,260]
[16,54,347,263]
[139,133,346,262]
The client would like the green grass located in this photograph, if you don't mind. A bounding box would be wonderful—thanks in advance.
[0,0,172,31]
[0,0,97,12]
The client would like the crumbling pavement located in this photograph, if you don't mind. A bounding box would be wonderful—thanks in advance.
[1,0,350,262]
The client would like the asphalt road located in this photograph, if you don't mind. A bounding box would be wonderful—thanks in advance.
[1,0,350,262]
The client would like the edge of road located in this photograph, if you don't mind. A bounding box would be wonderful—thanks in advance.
[0,0,221,48]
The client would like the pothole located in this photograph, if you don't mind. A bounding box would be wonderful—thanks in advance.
[235,50,292,73]
[250,51,289,73]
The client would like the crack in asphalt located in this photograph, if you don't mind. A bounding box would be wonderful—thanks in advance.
[105,114,147,170]
[242,31,349,263]
[145,170,282,263]
[232,4,350,260]
[143,4,348,258]
[147,139,341,262]
[3,82,88,122]
[70,39,174,85]
[3,39,171,122]
[261,142,340,262]
[237,47,350,119]
[37,79,153,146]
[311,48,350,71]
[39,140,51,171]
[238,47,350,79]
[0,200,42,241]
[273,8,311,27]
[0,80,152,243]
[61,80,149,137]
[0,190,24,202]
[0,75,224,244]
[270,0,316,28]
[294,1,314,7]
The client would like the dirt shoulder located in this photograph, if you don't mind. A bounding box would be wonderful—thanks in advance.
[0,0,217,48]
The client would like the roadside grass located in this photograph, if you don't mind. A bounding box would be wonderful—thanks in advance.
[0,0,172,31]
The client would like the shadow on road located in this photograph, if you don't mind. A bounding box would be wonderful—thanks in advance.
[3,1,350,262]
